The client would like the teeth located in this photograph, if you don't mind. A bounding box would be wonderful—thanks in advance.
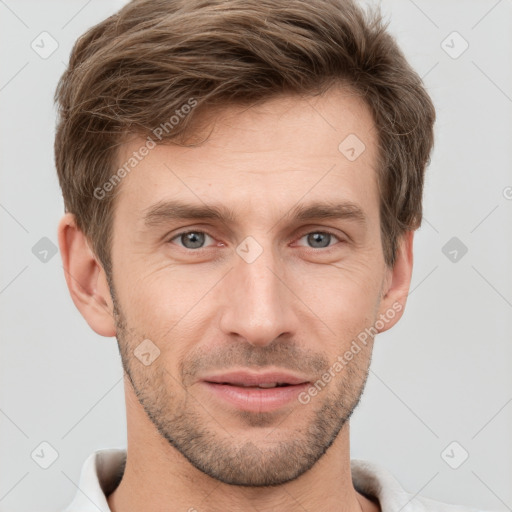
[258,383,278,388]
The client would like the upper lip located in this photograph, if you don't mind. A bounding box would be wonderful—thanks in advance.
[201,370,310,387]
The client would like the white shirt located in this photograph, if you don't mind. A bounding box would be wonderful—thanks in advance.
[63,449,486,512]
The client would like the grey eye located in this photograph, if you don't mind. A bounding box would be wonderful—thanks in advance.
[177,231,207,249]
[306,232,333,248]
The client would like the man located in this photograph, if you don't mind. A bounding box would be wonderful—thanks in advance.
[55,0,482,510]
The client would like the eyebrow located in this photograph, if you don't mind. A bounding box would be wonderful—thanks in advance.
[142,199,367,229]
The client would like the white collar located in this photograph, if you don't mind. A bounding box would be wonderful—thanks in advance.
[63,448,481,512]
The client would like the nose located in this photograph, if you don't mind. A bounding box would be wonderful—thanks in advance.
[218,243,297,347]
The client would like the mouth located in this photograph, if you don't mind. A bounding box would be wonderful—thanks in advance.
[212,382,293,388]
[200,370,311,413]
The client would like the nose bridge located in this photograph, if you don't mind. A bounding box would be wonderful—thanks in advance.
[219,237,295,346]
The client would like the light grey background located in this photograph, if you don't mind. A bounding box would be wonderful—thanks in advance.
[0,1,511,511]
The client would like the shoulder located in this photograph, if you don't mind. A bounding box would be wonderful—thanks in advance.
[351,459,495,512]
[62,448,126,512]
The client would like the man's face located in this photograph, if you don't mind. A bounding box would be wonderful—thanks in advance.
[109,87,394,486]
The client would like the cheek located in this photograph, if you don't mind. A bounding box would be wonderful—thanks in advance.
[291,260,382,341]
[117,264,219,340]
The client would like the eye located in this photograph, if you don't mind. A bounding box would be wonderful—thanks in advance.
[168,229,343,251]
[296,231,342,249]
[169,231,215,250]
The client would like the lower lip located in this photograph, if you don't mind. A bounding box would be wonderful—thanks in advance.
[201,382,309,413]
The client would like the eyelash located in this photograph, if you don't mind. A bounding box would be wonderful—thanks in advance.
[167,229,345,250]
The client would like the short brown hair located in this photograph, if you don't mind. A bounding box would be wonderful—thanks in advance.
[54,0,435,276]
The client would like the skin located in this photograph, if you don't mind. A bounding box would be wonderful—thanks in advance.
[58,85,414,512]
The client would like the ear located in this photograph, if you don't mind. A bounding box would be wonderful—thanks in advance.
[376,230,414,333]
[57,212,116,337]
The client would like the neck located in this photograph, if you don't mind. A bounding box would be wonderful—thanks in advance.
[107,382,380,512]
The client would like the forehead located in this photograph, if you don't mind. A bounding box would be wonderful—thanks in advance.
[112,86,380,227]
